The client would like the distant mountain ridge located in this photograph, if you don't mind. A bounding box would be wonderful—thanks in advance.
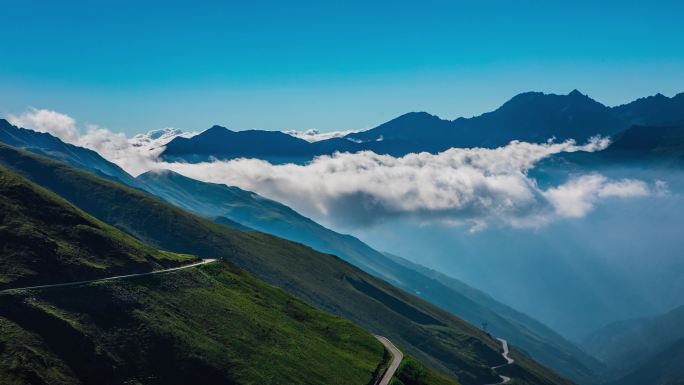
[583,304,684,384]
[160,90,684,163]
[0,143,574,385]
[0,124,584,384]
[613,92,684,127]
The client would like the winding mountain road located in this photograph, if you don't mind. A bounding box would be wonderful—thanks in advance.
[0,259,218,294]
[487,338,514,385]
[375,335,403,385]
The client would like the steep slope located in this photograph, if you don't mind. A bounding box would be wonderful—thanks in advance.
[137,169,400,277]
[0,165,396,385]
[0,165,195,290]
[0,263,390,385]
[138,169,602,384]
[0,143,573,385]
[1,123,600,383]
[0,124,594,382]
[0,119,144,189]
[582,304,684,380]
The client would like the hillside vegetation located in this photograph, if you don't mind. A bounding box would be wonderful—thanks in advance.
[0,120,599,384]
[0,165,390,385]
[139,169,601,384]
[0,262,387,385]
[0,143,573,385]
[0,165,195,290]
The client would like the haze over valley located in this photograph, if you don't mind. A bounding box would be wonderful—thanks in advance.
[2,1,683,384]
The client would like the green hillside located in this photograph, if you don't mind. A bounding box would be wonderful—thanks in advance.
[0,123,600,383]
[0,261,389,385]
[0,165,390,385]
[0,143,573,385]
[391,356,462,385]
[138,169,600,384]
[0,165,195,290]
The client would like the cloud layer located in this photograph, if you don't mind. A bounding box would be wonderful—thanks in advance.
[284,128,360,142]
[8,108,194,175]
[6,108,661,231]
[162,138,658,230]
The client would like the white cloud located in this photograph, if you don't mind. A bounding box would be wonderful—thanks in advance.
[160,137,657,230]
[6,108,194,175]
[8,108,80,143]
[5,107,657,231]
[544,174,652,218]
[284,128,360,142]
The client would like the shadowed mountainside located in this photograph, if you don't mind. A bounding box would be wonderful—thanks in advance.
[0,143,573,385]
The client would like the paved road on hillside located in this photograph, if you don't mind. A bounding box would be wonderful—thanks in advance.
[487,338,514,385]
[375,336,403,385]
[0,259,218,294]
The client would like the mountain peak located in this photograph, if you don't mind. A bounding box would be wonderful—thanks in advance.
[205,125,233,133]
[395,111,440,121]
[568,89,585,97]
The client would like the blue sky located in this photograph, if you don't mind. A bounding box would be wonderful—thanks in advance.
[1,0,683,135]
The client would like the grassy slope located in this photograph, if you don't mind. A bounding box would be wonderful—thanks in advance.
[0,144,573,385]
[0,165,195,290]
[0,165,387,385]
[1,122,595,383]
[138,170,599,384]
[391,356,461,385]
[0,261,386,385]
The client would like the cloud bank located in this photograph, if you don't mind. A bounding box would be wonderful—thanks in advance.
[7,108,195,175]
[284,128,361,142]
[6,108,661,231]
[162,138,658,230]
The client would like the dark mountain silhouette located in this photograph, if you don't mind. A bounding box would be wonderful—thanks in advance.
[544,123,684,169]
[0,143,573,385]
[612,92,684,126]
[0,117,601,383]
[159,90,684,163]
[162,125,315,164]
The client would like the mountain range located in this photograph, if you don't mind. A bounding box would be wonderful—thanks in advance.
[2,88,684,385]
[0,164,394,385]
[0,118,601,384]
[0,142,570,385]
[160,90,684,163]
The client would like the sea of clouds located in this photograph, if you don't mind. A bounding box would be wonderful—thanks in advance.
[7,108,663,231]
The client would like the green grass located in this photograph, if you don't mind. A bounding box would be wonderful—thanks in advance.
[0,261,385,385]
[0,165,196,290]
[0,143,574,385]
[391,356,461,385]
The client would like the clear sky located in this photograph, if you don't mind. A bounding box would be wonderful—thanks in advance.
[1,0,683,135]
